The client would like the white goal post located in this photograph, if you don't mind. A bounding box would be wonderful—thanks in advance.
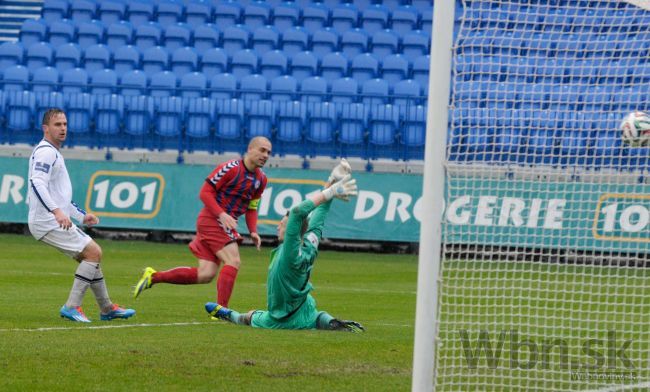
[413,1,650,391]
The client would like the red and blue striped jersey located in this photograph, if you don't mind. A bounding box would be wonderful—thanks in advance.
[203,159,267,220]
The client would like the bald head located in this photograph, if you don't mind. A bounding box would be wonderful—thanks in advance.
[244,136,272,171]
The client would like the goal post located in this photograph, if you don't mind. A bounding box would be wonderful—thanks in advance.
[413,1,650,391]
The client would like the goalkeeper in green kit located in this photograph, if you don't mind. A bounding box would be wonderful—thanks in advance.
[205,159,365,332]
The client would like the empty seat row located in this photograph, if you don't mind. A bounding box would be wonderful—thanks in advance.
[1,65,427,106]
[41,0,433,35]
[0,41,431,88]
[0,89,427,161]
[21,18,431,61]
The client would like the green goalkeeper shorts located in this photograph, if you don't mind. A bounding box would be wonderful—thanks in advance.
[251,295,328,330]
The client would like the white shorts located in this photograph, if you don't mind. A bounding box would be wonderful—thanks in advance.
[41,225,93,259]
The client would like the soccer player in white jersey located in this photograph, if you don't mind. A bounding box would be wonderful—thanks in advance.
[28,108,135,323]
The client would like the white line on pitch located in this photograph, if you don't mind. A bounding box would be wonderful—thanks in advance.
[581,381,650,392]
[0,321,412,333]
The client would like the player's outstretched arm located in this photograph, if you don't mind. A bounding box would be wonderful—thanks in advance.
[328,319,366,333]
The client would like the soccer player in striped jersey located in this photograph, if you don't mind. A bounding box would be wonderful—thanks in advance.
[28,108,135,323]
[205,160,365,332]
[134,137,272,307]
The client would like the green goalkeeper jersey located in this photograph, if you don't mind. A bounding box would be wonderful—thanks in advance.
[264,198,331,321]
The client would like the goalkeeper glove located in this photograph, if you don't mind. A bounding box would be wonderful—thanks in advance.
[328,158,352,183]
[329,319,365,333]
[322,175,357,202]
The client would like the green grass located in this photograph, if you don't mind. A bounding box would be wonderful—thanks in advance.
[2,233,648,391]
[0,233,417,391]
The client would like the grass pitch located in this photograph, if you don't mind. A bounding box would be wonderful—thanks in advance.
[0,233,417,391]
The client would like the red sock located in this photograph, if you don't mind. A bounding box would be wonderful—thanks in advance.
[217,265,239,307]
[152,267,198,284]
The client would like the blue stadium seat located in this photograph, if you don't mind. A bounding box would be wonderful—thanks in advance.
[462,107,494,162]
[83,44,112,75]
[126,2,154,27]
[548,84,581,110]
[381,54,408,86]
[525,110,560,165]
[171,46,199,76]
[209,73,237,100]
[215,98,245,152]
[401,30,430,61]
[419,7,433,34]
[94,93,125,148]
[246,99,274,139]
[401,104,426,160]
[361,78,389,107]
[19,19,47,48]
[260,50,288,80]
[270,75,298,101]
[70,0,96,23]
[32,66,60,93]
[280,26,309,58]
[41,0,68,23]
[106,21,134,52]
[48,19,75,49]
[305,101,337,157]
[230,49,259,80]
[150,71,178,98]
[123,95,154,149]
[311,28,339,59]
[252,25,280,56]
[582,85,614,112]
[134,21,162,51]
[61,68,89,94]
[300,76,328,103]
[164,23,192,53]
[243,1,271,29]
[77,20,105,50]
[113,45,140,77]
[411,55,430,92]
[26,42,54,72]
[275,100,306,156]
[153,96,184,151]
[320,52,348,83]
[200,48,228,79]
[302,3,329,34]
[331,4,359,33]
[350,53,378,84]
[338,102,367,158]
[370,29,399,59]
[98,1,126,26]
[392,79,422,107]
[518,83,549,110]
[340,28,369,59]
[0,42,24,69]
[185,97,216,153]
[186,0,214,28]
[590,113,624,169]
[240,74,267,101]
[6,91,37,144]
[157,0,184,26]
[193,24,221,55]
[119,69,148,96]
[331,77,358,103]
[361,4,389,34]
[391,6,419,36]
[215,1,242,28]
[90,69,118,95]
[54,43,81,72]
[179,71,207,98]
[222,25,251,57]
[272,2,300,33]
[558,112,593,166]
[368,104,400,159]
[289,51,318,82]
[142,46,170,77]
[64,92,95,147]
[484,81,517,109]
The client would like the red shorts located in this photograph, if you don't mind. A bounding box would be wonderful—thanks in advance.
[188,218,242,264]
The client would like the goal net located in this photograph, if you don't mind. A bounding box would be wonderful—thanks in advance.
[432,1,650,390]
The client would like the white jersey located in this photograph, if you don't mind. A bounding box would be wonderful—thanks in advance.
[28,140,86,239]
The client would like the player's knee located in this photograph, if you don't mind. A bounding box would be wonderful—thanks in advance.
[224,258,241,269]
[197,270,216,283]
[79,241,102,262]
